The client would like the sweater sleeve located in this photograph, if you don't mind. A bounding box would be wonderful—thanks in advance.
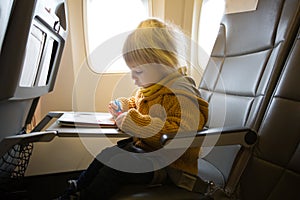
[120,108,165,138]
[120,94,207,149]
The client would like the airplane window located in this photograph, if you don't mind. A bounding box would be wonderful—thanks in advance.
[84,0,149,73]
[197,0,225,71]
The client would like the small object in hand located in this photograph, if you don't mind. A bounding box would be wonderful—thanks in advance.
[114,100,122,116]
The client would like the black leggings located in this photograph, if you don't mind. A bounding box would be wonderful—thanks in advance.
[76,144,155,199]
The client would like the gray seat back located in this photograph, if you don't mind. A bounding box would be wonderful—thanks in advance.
[240,28,300,200]
[198,0,300,187]
[0,0,68,182]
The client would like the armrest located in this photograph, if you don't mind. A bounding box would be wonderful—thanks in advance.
[32,111,64,132]
[161,127,257,149]
[0,130,57,158]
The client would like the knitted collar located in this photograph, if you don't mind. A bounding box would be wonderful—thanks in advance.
[140,72,181,97]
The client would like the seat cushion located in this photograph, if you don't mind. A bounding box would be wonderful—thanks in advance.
[110,157,227,200]
[197,156,225,187]
[111,184,208,200]
[198,145,241,187]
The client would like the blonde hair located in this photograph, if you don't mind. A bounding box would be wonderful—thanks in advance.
[123,18,187,71]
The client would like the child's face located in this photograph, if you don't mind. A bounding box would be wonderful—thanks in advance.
[129,63,172,88]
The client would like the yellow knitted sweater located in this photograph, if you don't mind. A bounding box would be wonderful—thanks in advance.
[118,72,209,175]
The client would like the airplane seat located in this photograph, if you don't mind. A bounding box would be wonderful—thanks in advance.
[0,0,68,195]
[239,27,300,200]
[111,0,300,199]
[196,0,300,190]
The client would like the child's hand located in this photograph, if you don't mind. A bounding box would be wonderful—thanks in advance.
[108,100,122,118]
[115,112,127,128]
